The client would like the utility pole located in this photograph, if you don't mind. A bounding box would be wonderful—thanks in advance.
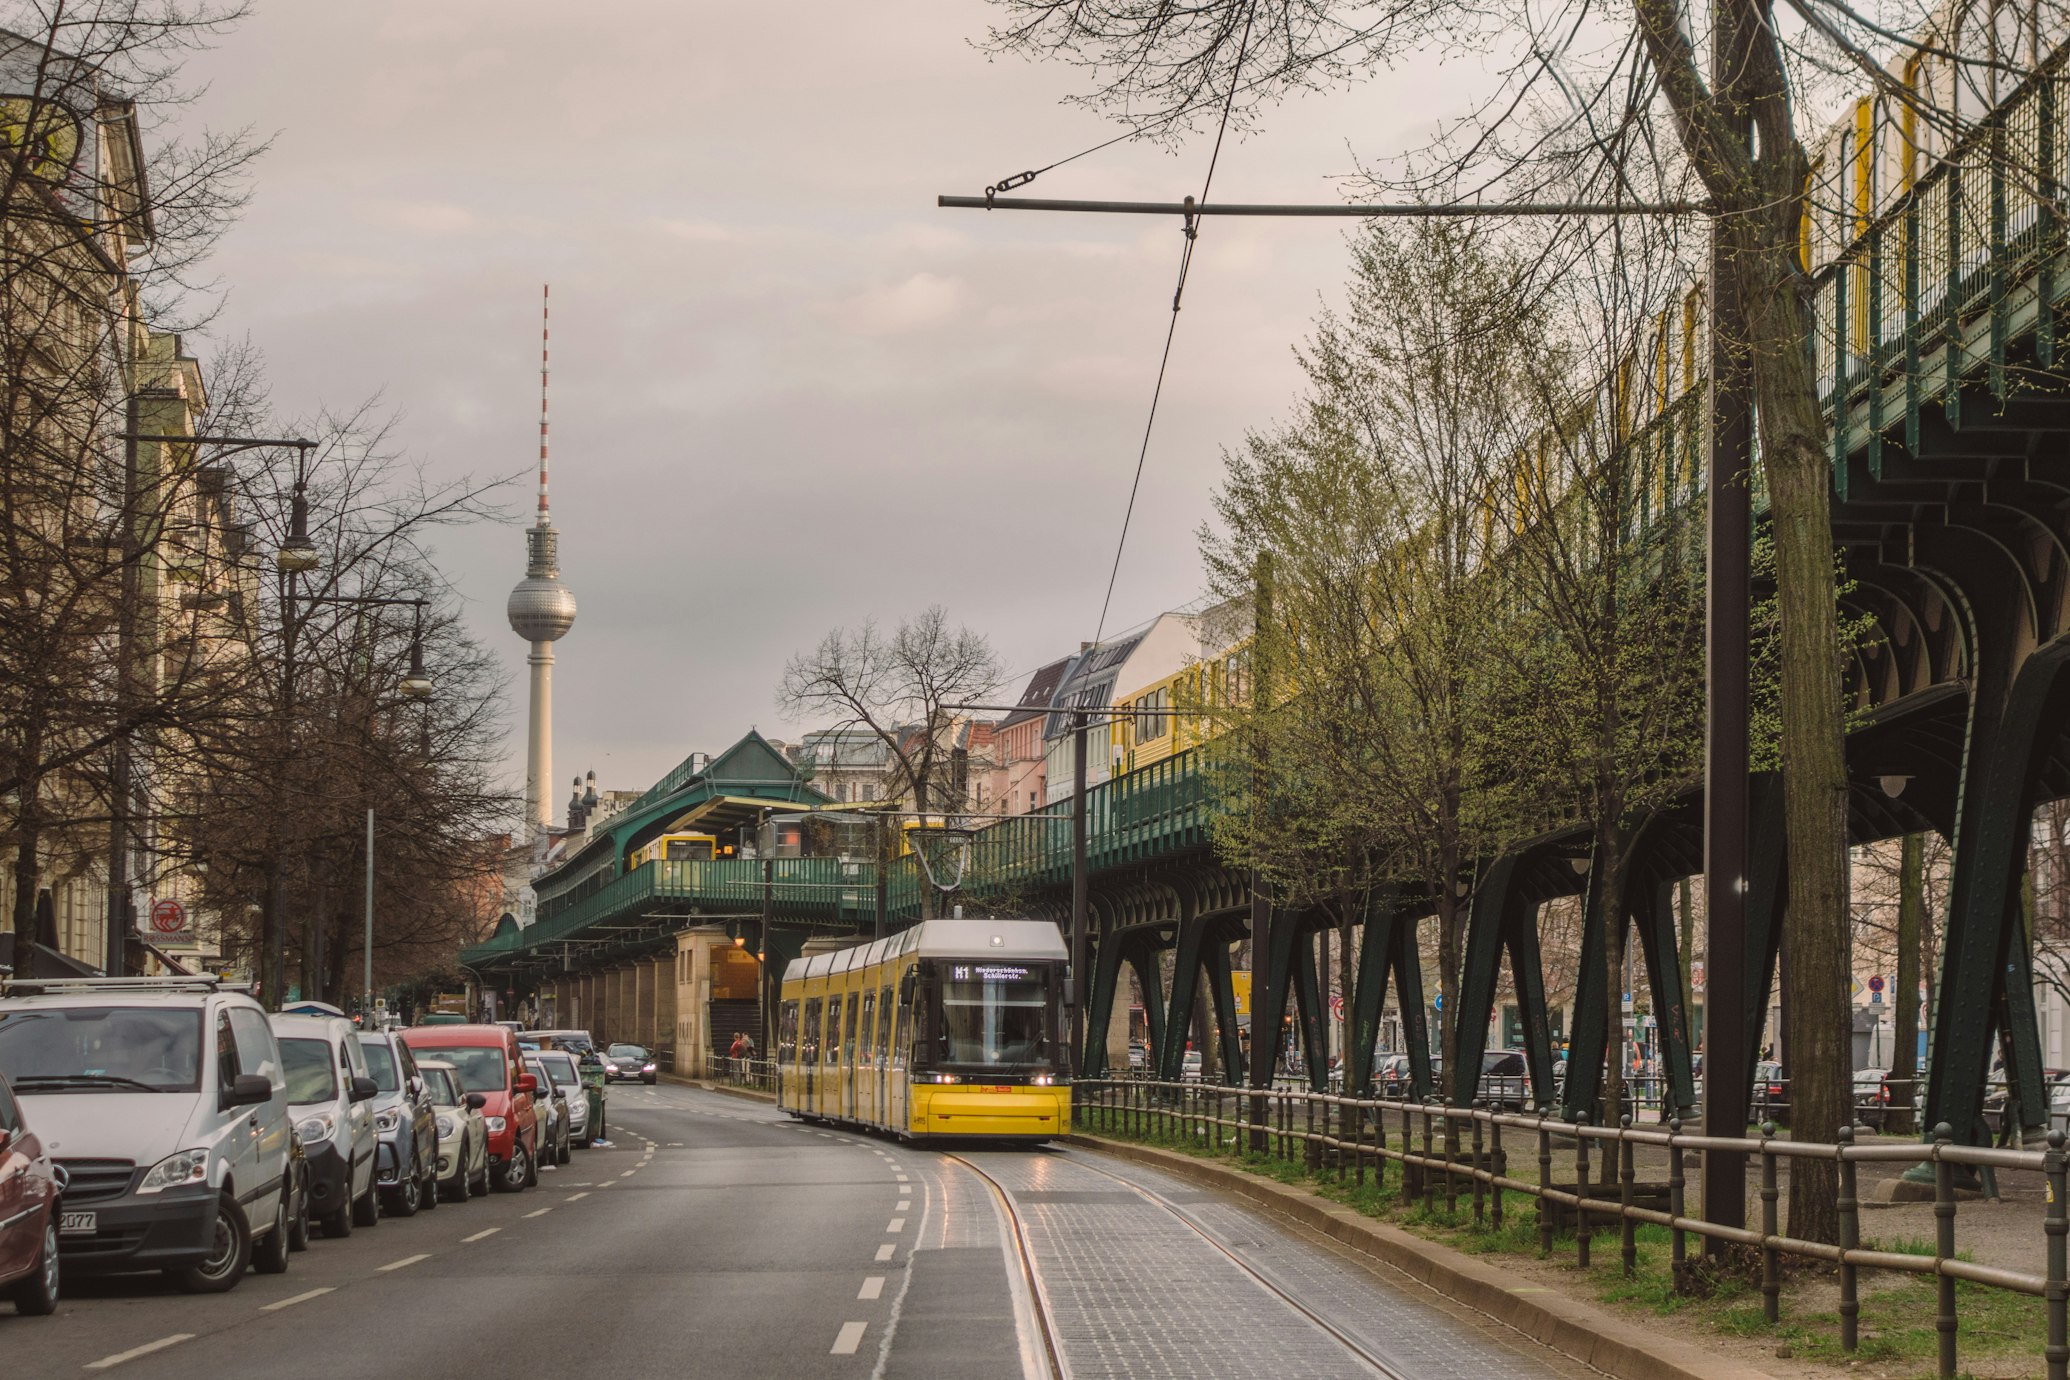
[1068,711,1089,1077]
[1700,0,1756,1244]
[106,398,142,978]
[363,808,375,1007]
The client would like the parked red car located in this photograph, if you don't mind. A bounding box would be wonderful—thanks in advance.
[0,1069,61,1314]
[397,1024,539,1192]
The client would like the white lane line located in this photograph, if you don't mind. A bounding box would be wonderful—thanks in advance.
[895,1174,909,1183]
[261,1287,335,1311]
[596,1181,615,1189]
[566,1191,590,1201]
[619,1170,636,1178]
[875,1243,895,1262]
[858,1276,885,1300]
[462,1228,501,1242]
[886,1217,905,1233]
[378,1254,429,1272]
[831,1321,868,1355]
[666,1141,684,1146]
[896,1201,911,1213]
[524,1207,552,1219]
[85,1335,194,1370]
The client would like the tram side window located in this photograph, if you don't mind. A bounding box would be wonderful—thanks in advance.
[878,983,893,1069]
[844,992,860,1070]
[801,999,821,1065]
[778,1001,799,1064]
[824,997,843,1065]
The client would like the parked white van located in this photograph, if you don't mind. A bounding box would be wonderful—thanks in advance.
[0,976,298,1292]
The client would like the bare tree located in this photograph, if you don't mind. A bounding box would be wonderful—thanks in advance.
[778,606,1002,919]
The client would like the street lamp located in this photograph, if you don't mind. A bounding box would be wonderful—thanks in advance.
[275,487,320,573]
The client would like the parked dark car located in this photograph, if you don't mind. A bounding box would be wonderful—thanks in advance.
[358,1032,439,1217]
[1852,1068,1890,1130]
[0,1069,61,1315]
[1477,1050,1532,1109]
[1752,1060,1790,1126]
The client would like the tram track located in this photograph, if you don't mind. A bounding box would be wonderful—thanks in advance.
[942,1147,1412,1380]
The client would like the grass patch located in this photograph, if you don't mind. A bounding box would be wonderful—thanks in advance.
[1079,1109,2050,1375]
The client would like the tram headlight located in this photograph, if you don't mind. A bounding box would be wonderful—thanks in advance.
[1029,1075,1055,1086]
[928,1073,959,1084]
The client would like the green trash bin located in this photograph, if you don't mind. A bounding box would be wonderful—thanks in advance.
[579,1052,608,1144]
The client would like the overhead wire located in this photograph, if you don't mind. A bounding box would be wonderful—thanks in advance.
[1093,0,1259,646]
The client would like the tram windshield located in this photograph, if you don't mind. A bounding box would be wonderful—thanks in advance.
[936,961,1057,1072]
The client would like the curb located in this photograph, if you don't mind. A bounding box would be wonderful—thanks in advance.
[1066,1133,1778,1380]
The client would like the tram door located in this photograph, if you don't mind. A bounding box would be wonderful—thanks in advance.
[877,982,892,1123]
[844,993,861,1121]
[859,991,877,1125]
[801,998,821,1106]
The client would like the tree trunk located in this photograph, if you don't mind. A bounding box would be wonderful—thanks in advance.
[1891,833,1923,1134]
[1597,819,1628,1129]
[1437,847,1461,1103]
[10,769,39,981]
[1742,225,1852,1245]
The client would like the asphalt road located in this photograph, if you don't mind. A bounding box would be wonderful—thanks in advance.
[1,1082,1033,1380]
[2,1083,1589,1379]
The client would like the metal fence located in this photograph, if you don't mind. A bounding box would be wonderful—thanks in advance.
[704,1053,778,1093]
[1077,1078,2070,1380]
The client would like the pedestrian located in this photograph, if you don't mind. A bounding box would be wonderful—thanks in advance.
[727,1032,747,1082]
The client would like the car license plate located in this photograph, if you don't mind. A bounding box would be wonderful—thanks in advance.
[58,1210,96,1236]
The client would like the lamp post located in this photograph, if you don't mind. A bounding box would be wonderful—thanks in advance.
[106,432,313,981]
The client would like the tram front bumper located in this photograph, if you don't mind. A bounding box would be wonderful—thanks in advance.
[914,1086,1070,1137]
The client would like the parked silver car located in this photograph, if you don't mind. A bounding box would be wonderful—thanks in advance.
[0,976,298,1292]
[269,1013,379,1237]
[529,1049,589,1147]
[358,1032,439,1217]
[524,1055,572,1168]
[418,1060,488,1201]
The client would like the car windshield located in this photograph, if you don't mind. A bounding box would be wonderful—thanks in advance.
[422,1067,459,1104]
[0,1006,203,1093]
[607,1045,646,1061]
[538,1054,580,1088]
[279,1037,339,1104]
[412,1045,506,1092]
[360,1041,401,1093]
[938,962,1055,1072]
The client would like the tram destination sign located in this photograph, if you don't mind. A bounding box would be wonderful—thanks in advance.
[953,963,1031,982]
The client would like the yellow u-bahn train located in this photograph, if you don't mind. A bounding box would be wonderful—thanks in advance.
[776,918,1070,1141]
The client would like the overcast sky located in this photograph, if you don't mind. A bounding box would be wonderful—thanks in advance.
[177,2,1472,807]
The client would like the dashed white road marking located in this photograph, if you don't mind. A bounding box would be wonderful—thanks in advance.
[462,1228,501,1242]
[895,1174,909,1183]
[261,1288,334,1311]
[85,1335,194,1370]
[858,1276,885,1300]
[525,1208,553,1219]
[886,1217,905,1233]
[831,1321,868,1355]
[896,1201,911,1213]
[378,1254,430,1272]
[566,1191,590,1201]
[619,1170,636,1178]
[875,1243,895,1262]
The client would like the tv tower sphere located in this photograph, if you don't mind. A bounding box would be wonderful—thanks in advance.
[508,559,577,641]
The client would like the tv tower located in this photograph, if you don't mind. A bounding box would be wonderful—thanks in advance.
[506,285,578,837]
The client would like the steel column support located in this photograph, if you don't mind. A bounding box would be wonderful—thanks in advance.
[1291,918,1328,1091]
[1083,919,1132,1081]
[1346,888,1403,1096]
[1159,915,1208,1083]
[1633,878,1699,1119]
[1562,852,1614,1120]
[1392,919,1435,1100]
[1129,946,1168,1071]
[1502,898,1559,1111]
[1452,855,1517,1106]
[1201,928,1246,1085]
[1249,902,1300,1094]
[1927,638,2070,1140]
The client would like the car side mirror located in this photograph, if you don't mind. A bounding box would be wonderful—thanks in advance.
[515,1074,539,1095]
[224,1073,273,1109]
[465,1092,487,1110]
[349,1076,379,1102]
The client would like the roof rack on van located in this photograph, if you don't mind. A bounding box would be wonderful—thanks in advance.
[0,975,253,997]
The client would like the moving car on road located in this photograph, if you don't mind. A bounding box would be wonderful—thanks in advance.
[603,1044,656,1085]
[358,1031,439,1217]
[271,1012,380,1238]
[0,976,299,1293]
[399,1024,539,1192]
[418,1059,488,1201]
[0,1068,61,1314]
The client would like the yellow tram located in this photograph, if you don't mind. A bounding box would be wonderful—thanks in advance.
[776,918,1070,1141]
[626,831,720,867]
